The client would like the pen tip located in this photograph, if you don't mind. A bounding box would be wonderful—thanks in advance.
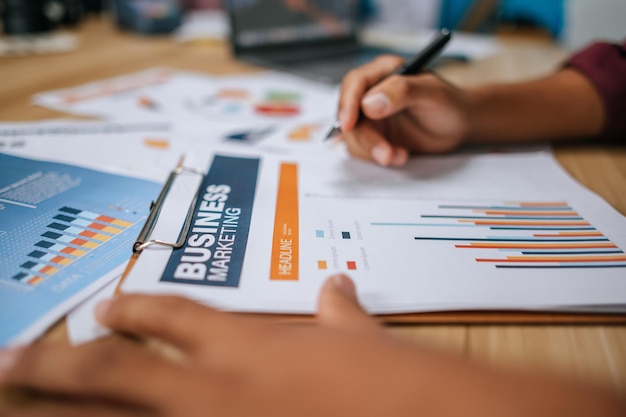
[324,128,338,141]
[324,120,342,141]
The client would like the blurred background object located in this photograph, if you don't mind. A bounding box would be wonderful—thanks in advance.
[1,0,84,35]
[82,0,107,13]
[2,0,623,52]
[179,0,221,9]
[0,0,87,55]
[370,0,441,33]
[373,0,623,49]
[563,0,626,50]
[225,0,408,83]
[112,0,183,34]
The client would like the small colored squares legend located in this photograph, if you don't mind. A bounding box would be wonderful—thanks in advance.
[316,230,324,238]
[317,260,328,270]
[346,261,357,270]
[342,231,351,239]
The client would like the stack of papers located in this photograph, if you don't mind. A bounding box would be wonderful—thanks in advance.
[122,149,626,315]
[1,68,625,348]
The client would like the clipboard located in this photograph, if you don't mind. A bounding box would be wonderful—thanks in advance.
[116,156,204,294]
[116,158,626,325]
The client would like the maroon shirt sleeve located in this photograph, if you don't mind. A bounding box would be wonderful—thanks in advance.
[565,40,626,142]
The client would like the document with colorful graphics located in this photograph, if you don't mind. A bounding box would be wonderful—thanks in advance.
[0,153,161,347]
[32,68,337,137]
[122,148,626,315]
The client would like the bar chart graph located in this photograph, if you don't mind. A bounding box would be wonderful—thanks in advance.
[372,201,626,269]
[11,206,134,286]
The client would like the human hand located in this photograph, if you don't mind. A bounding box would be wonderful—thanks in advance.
[1,274,625,417]
[338,55,472,167]
[0,275,429,417]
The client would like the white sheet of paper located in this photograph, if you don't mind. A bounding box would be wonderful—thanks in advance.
[120,147,626,316]
[1,130,197,183]
[32,69,338,136]
[66,277,118,345]
[0,151,162,347]
[175,9,229,43]
[21,74,625,345]
[0,119,170,139]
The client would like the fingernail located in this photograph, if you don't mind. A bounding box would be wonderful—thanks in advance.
[332,274,356,298]
[362,92,390,116]
[0,347,22,377]
[95,299,112,322]
[339,110,349,132]
[372,144,389,166]
[391,149,408,166]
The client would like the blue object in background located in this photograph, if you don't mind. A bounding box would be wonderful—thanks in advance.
[113,0,183,34]
[439,0,474,30]
[439,0,564,38]
[500,0,563,37]
[358,0,378,21]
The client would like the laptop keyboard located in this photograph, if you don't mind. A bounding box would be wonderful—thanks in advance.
[283,54,364,76]
[241,44,402,84]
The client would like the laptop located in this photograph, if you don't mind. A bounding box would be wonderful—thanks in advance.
[225,0,405,84]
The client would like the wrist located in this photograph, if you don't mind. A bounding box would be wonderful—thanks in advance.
[457,70,605,145]
[462,87,491,145]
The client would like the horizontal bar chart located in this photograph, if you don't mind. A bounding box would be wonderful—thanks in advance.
[374,201,626,269]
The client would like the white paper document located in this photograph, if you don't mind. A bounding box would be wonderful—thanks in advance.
[11,70,626,347]
[119,148,626,317]
[0,128,209,347]
[32,68,338,137]
[0,153,161,347]
[67,278,118,345]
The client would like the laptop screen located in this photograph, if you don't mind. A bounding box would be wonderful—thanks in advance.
[228,0,357,48]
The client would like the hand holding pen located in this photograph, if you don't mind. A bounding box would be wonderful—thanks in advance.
[327,29,476,167]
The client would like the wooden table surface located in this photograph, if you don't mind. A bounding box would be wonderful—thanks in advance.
[1,17,625,396]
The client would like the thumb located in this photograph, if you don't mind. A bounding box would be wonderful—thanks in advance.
[316,274,380,333]
[361,73,442,121]
[360,74,412,120]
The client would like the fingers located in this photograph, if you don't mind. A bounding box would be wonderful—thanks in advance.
[339,55,405,132]
[361,75,414,120]
[96,294,248,356]
[343,119,409,167]
[342,72,464,164]
[0,340,180,408]
[362,72,448,122]
[341,67,445,166]
[316,275,381,333]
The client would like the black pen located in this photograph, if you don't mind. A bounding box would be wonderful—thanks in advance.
[324,28,452,140]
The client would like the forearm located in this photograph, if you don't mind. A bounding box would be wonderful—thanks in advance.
[395,345,626,417]
[464,69,605,144]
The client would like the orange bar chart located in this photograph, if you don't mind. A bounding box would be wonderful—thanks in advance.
[374,201,626,269]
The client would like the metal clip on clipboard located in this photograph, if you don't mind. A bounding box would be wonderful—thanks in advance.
[133,157,204,253]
